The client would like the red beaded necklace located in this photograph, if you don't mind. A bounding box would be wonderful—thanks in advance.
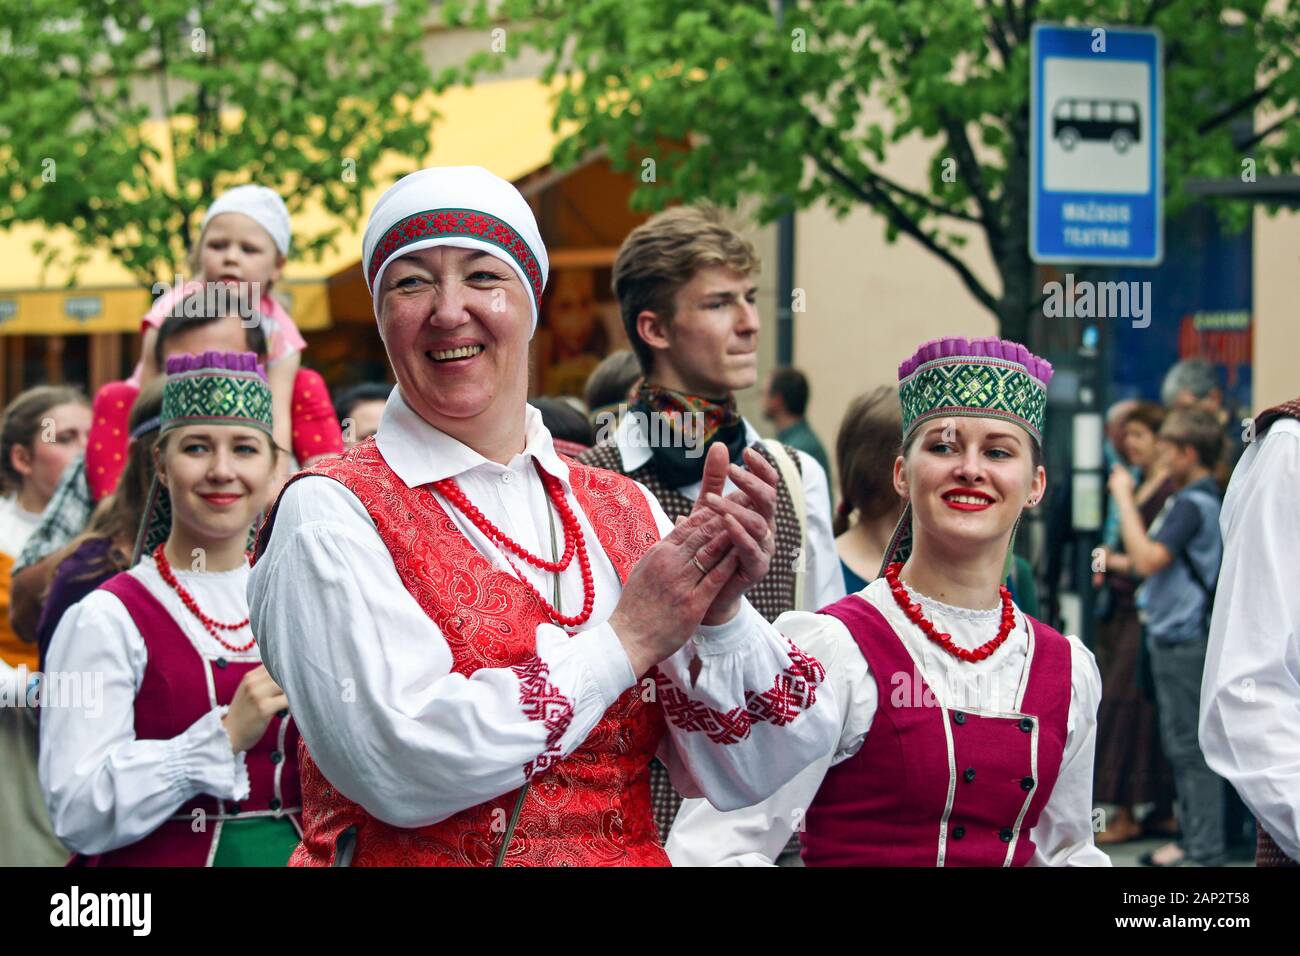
[153,543,255,652]
[883,562,1015,663]
[433,460,595,628]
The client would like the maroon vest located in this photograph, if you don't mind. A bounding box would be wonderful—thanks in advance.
[72,572,301,867]
[801,594,1073,866]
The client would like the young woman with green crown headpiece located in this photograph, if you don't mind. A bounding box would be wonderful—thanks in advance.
[669,337,1108,868]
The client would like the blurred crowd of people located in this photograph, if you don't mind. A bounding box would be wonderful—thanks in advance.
[1092,361,1242,866]
[0,174,1292,870]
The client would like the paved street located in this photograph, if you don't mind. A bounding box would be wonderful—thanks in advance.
[1099,835,1253,867]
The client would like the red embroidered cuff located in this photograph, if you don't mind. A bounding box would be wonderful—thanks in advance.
[510,657,575,779]
[655,639,827,745]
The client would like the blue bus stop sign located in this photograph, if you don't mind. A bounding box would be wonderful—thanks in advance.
[1030,24,1163,265]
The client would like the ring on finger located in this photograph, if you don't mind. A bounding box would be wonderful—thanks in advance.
[691,555,708,576]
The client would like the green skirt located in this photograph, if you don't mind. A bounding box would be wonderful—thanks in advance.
[212,817,300,867]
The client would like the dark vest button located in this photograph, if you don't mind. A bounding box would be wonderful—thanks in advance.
[999,827,1014,842]
[216,657,229,669]
[952,711,966,725]
[1021,775,1035,791]
[269,798,282,811]
[951,826,966,840]
[1018,717,1034,732]
[963,767,976,783]
[270,750,283,764]
[229,801,241,814]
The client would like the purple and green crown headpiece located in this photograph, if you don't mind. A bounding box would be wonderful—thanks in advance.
[134,351,273,563]
[161,351,273,438]
[881,337,1053,577]
[898,337,1053,445]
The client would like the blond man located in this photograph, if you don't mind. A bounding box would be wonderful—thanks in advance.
[579,206,843,849]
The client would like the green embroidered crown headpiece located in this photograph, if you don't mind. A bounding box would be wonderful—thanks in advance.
[898,337,1053,445]
[132,351,273,563]
[881,337,1054,576]
[161,350,273,438]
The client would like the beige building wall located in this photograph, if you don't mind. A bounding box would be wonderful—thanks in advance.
[1252,206,1300,412]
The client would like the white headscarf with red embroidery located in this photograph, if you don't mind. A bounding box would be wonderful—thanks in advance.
[362,166,549,335]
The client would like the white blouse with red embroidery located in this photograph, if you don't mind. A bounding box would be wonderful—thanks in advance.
[248,388,838,830]
[666,577,1108,867]
[1201,417,1300,862]
[39,557,255,855]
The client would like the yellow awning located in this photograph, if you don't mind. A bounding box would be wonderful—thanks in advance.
[0,78,562,336]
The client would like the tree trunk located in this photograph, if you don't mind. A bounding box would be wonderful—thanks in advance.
[997,104,1035,345]
[998,251,1035,345]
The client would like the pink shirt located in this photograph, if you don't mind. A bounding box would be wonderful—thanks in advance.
[127,280,306,386]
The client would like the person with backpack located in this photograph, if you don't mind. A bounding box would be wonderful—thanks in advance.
[1108,407,1228,867]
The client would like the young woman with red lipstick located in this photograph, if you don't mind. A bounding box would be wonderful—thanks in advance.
[669,337,1108,867]
[40,352,302,866]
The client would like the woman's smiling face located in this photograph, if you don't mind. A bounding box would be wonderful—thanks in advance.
[895,417,1046,554]
[376,245,532,430]
[157,425,276,546]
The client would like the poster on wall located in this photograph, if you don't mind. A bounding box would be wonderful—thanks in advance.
[1108,206,1252,419]
[533,267,626,398]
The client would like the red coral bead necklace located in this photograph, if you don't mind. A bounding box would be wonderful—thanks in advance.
[153,543,255,652]
[883,561,1015,663]
[434,459,594,628]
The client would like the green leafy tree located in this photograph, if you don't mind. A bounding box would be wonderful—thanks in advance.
[0,0,434,287]
[440,0,1299,343]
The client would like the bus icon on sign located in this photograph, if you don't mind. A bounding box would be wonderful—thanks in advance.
[1052,98,1141,153]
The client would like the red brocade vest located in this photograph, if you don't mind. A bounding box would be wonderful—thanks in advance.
[800,594,1072,867]
[73,573,301,867]
[256,440,670,866]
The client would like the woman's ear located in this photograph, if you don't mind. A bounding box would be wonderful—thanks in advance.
[1028,463,1047,507]
[9,443,34,480]
[892,454,908,500]
[152,444,168,488]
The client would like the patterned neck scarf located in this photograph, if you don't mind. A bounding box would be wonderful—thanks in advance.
[632,383,747,489]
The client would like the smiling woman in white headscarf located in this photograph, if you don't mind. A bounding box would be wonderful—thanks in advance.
[248,166,838,867]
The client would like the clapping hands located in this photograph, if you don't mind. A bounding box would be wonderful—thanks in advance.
[690,442,779,625]
[609,442,778,676]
